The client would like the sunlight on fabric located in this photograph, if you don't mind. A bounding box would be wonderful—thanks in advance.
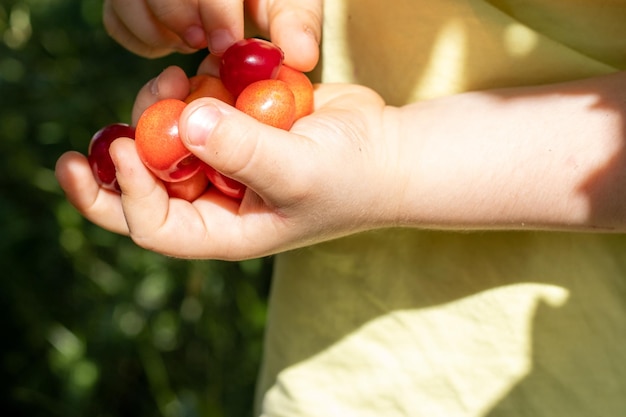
[417,19,467,98]
[503,23,540,58]
[265,283,571,417]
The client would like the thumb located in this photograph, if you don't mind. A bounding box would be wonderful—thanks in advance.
[179,98,315,201]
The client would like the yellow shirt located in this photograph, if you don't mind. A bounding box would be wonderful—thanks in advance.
[256,1,626,415]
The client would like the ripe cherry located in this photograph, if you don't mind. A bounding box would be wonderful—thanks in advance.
[204,165,246,200]
[135,98,202,182]
[185,74,235,105]
[276,65,314,120]
[236,79,296,130]
[220,38,284,97]
[87,123,136,191]
[164,167,210,201]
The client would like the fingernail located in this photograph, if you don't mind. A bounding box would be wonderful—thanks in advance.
[184,25,207,49]
[149,67,168,96]
[149,75,160,96]
[208,29,235,54]
[184,104,221,147]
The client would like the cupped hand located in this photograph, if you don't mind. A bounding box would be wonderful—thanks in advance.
[56,66,402,260]
[103,0,321,71]
[55,66,191,236]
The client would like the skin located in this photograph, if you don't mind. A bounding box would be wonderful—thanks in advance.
[56,66,626,260]
[102,0,321,72]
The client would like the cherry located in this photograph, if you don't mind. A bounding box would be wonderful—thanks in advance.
[236,79,296,130]
[87,123,136,191]
[276,65,314,120]
[85,40,309,202]
[185,74,235,105]
[204,165,246,200]
[135,98,203,182]
[164,168,210,201]
[220,38,284,97]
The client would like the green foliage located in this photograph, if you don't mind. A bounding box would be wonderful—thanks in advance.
[0,1,272,416]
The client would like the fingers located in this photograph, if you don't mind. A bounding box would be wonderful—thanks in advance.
[108,138,171,245]
[145,0,208,49]
[110,136,287,260]
[198,0,245,55]
[103,0,322,70]
[179,98,317,205]
[103,0,195,57]
[55,151,130,235]
[249,0,322,71]
[196,54,221,77]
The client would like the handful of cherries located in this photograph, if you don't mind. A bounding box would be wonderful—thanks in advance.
[87,38,314,201]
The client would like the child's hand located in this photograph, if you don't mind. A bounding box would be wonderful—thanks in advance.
[56,66,402,260]
[102,0,321,71]
[57,64,626,260]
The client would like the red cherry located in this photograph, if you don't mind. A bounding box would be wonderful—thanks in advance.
[164,167,210,201]
[220,38,284,97]
[87,123,136,191]
[135,99,202,182]
[204,165,246,200]
[236,79,296,130]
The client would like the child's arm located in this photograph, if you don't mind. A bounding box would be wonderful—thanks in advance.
[55,69,626,260]
[392,72,626,232]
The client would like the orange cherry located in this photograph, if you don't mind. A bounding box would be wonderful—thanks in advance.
[135,98,202,182]
[235,79,296,130]
[276,65,314,120]
[185,74,235,105]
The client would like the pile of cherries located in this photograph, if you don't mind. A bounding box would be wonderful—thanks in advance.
[87,38,314,201]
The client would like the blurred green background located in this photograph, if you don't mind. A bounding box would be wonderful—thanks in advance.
[0,1,272,416]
